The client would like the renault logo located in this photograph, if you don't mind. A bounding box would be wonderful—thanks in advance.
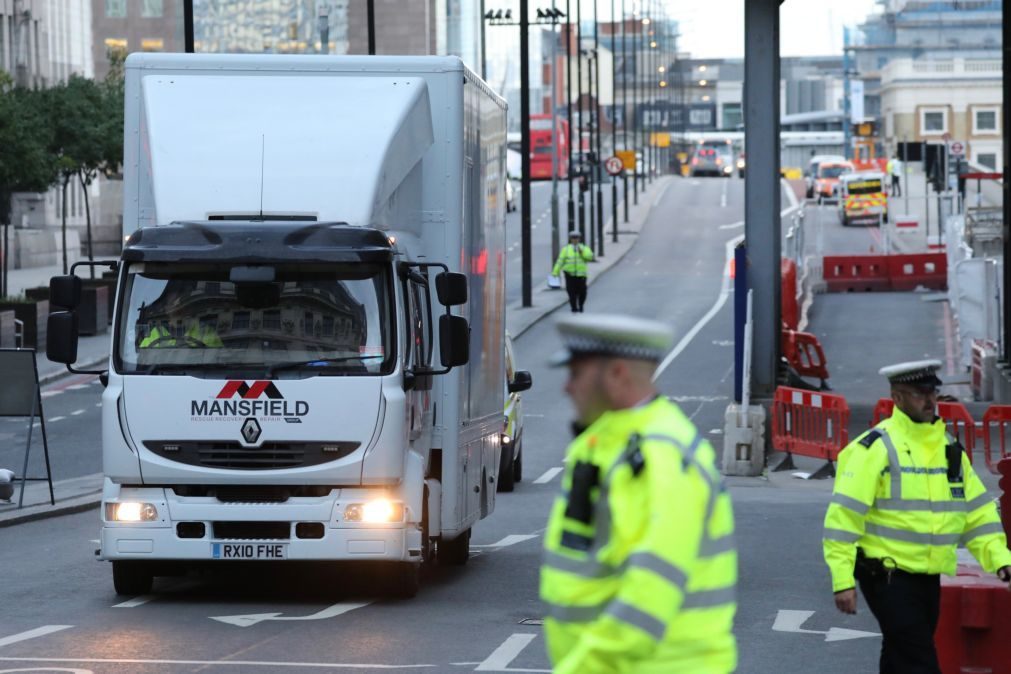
[240,417,262,444]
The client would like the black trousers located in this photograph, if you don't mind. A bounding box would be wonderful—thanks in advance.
[564,273,587,312]
[858,571,941,674]
[891,175,902,197]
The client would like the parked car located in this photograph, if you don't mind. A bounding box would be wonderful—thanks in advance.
[499,331,532,492]
[736,153,746,178]
[814,161,853,204]
[805,154,847,198]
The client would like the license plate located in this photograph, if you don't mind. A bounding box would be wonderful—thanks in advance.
[212,542,288,560]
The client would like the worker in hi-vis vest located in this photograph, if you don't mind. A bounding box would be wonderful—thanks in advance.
[824,360,1011,673]
[552,230,594,313]
[541,313,737,673]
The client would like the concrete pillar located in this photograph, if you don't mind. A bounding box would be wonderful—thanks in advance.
[744,0,782,399]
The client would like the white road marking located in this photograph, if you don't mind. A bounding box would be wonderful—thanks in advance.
[95,402,102,408]
[0,625,73,649]
[654,233,742,379]
[71,409,85,416]
[533,467,563,484]
[720,179,728,208]
[40,391,60,399]
[113,595,156,608]
[669,395,729,403]
[211,601,372,628]
[0,656,436,669]
[484,534,538,549]
[66,385,88,391]
[718,220,743,230]
[655,203,803,379]
[524,414,545,418]
[475,633,544,672]
[48,416,66,423]
[772,609,879,642]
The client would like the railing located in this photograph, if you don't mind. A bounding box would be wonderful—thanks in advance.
[883,58,1002,81]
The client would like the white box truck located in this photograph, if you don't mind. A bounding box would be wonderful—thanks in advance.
[46,53,512,597]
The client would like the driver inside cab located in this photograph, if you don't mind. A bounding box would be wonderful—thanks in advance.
[140,317,222,348]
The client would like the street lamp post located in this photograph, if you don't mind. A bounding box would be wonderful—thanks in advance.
[566,0,575,234]
[584,46,597,254]
[621,0,629,222]
[576,0,586,239]
[593,0,604,257]
[550,0,561,266]
[611,0,619,243]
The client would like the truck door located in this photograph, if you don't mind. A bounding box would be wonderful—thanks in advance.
[403,273,434,450]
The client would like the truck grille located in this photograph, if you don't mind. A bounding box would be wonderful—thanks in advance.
[143,440,360,470]
[213,521,291,540]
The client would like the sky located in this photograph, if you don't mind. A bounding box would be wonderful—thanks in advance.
[675,0,882,58]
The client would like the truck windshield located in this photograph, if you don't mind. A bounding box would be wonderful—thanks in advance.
[115,262,394,376]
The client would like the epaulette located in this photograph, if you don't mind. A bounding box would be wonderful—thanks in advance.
[858,430,883,448]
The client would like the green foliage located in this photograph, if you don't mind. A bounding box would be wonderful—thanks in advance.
[0,73,58,224]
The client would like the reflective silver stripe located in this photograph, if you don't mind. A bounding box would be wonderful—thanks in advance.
[542,550,617,579]
[681,586,737,609]
[544,602,603,622]
[898,467,947,475]
[874,499,968,513]
[961,522,1006,544]
[864,523,961,546]
[823,527,861,543]
[604,601,667,640]
[965,493,995,511]
[698,533,736,558]
[560,531,594,551]
[878,429,903,500]
[831,493,871,515]
[627,552,688,590]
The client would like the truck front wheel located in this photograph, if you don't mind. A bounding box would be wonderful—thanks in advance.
[112,560,154,596]
[497,442,516,493]
[386,562,420,599]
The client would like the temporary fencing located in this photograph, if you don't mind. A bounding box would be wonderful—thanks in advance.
[823,252,946,293]
[781,329,829,386]
[781,258,799,330]
[770,386,850,479]
[982,405,1011,475]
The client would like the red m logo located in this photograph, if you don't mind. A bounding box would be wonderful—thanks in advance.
[216,381,283,400]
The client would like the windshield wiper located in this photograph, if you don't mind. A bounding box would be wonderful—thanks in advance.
[267,355,384,377]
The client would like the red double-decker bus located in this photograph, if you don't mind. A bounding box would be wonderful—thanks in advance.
[529,115,569,179]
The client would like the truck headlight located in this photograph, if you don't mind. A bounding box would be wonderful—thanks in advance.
[106,502,159,522]
[344,499,405,523]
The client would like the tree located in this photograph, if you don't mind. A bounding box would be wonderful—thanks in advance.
[0,73,58,297]
[43,76,106,275]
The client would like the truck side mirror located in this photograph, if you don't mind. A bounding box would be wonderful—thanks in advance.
[508,370,533,393]
[50,275,82,310]
[439,314,470,367]
[47,311,80,364]
[435,272,468,307]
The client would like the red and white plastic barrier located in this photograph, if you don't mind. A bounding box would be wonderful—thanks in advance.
[770,386,850,479]
[823,252,946,293]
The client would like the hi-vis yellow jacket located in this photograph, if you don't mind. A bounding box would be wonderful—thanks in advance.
[540,397,737,674]
[824,406,1011,592]
[552,243,594,277]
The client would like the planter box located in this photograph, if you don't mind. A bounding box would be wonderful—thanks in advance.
[78,285,109,336]
[0,300,48,351]
[0,310,15,348]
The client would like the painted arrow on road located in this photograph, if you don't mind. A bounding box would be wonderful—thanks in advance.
[772,610,880,642]
[211,601,372,627]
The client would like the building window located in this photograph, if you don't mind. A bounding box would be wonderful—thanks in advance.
[977,153,997,170]
[920,108,947,135]
[722,103,742,131]
[142,0,163,18]
[106,0,127,18]
[262,310,281,330]
[231,312,250,331]
[141,38,164,52]
[973,107,999,135]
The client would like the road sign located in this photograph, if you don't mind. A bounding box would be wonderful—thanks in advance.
[604,156,624,176]
[949,141,965,157]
